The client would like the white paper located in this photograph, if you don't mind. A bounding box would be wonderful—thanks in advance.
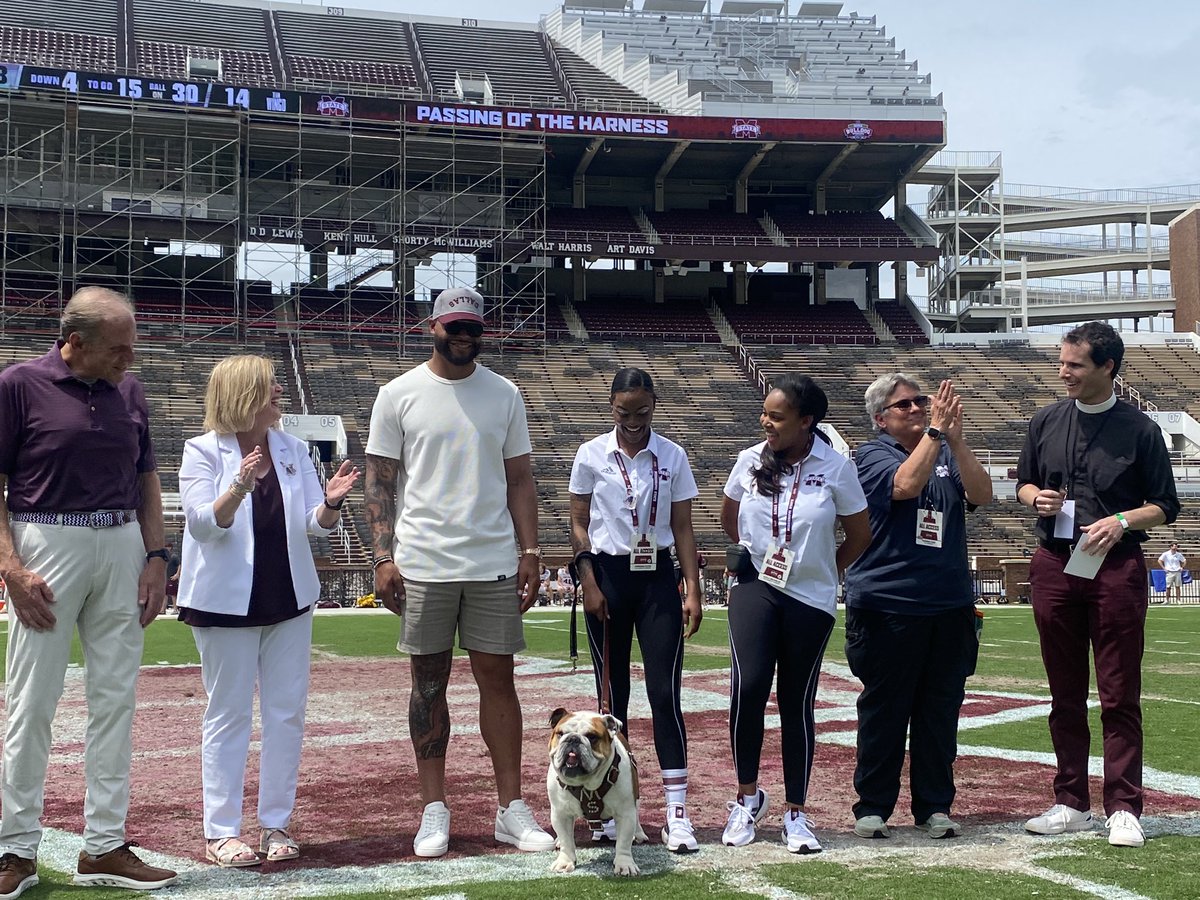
[1053,500,1076,539]
[1063,531,1107,580]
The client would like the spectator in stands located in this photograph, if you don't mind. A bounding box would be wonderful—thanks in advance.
[720,374,871,854]
[364,287,554,859]
[0,287,178,894]
[842,375,992,841]
[556,563,572,605]
[538,565,552,606]
[177,355,358,867]
[1157,543,1186,604]
[1017,322,1179,849]
[568,367,704,852]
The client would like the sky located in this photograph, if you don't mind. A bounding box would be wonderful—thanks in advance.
[322,0,1199,191]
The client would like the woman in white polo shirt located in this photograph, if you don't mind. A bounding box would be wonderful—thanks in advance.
[720,373,871,855]
[569,367,704,853]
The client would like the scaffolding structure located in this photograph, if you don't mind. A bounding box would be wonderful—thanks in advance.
[0,89,547,353]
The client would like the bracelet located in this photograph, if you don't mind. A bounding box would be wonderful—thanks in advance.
[229,482,250,498]
[1116,512,1130,530]
[372,556,394,569]
[522,547,542,557]
[324,497,345,511]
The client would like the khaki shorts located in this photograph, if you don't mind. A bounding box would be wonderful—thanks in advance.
[1166,571,1183,588]
[400,576,525,655]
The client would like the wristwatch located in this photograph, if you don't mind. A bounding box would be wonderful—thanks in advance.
[925,426,943,441]
[146,548,170,563]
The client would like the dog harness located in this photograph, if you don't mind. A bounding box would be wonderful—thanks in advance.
[557,753,623,830]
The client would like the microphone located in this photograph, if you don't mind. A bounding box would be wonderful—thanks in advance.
[1047,471,1063,492]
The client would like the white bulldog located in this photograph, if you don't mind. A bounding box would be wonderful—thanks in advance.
[546,707,647,876]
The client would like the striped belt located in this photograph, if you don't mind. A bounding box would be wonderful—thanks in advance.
[11,509,138,528]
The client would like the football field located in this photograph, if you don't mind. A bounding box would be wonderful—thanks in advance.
[1,604,1197,899]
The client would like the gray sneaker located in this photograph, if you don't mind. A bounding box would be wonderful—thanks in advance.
[854,815,890,839]
[917,813,959,839]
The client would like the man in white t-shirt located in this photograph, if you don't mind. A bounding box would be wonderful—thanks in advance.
[1157,542,1186,604]
[364,287,553,859]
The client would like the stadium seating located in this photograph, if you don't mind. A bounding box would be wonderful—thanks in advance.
[771,210,918,248]
[721,298,877,345]
[131,0,278,82]
[413,22,566,106]
[546,207,645,242]
[573,298,721,344]
[0,25,117,70]
[275,9,421,92]
[874,301,929,343]
[547,41,661,110]
[647,210,770,246]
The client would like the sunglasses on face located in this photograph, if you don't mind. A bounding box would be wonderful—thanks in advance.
[883,395,931,412]
[443,321,484,337]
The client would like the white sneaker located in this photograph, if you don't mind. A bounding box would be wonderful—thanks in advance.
[721,789,769,847]
[414,802,451,858]
[660,804,699,853]
[1106,810,1145,848]
[1025,803,1094,835]
[782,809,821,854]
[591,819,617,842]
[495,799,556,852]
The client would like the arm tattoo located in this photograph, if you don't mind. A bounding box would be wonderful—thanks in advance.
[365,454,399,559]
[410,651,453,760]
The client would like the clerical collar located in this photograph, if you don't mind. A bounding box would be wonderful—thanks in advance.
[1075,393,1116,414]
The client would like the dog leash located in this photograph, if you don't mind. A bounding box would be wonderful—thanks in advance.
[567,558,611,714]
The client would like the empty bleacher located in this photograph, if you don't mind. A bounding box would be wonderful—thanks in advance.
[874,301,928,344]
[275,9,420,92]
[548,41,659,109]
[647,210,770,246]
[0,24,117,70]
[573,298,720,344]
[546,207,645,242]
[131,0,277,83]
[721,299,877,345]
[771,210,917,248]
[413,22,566,106]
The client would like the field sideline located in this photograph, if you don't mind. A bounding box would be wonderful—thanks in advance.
[1,605,1197,899]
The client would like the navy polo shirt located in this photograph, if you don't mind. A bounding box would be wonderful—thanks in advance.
[843,433,974,614]
[0,343,155,511]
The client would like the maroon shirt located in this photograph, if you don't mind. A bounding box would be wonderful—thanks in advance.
[0,343,155,511]
[180,465,303,628]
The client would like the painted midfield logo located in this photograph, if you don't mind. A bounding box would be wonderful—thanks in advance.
[844,121,873,141]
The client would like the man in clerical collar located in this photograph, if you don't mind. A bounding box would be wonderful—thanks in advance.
[1016,321,1179,850]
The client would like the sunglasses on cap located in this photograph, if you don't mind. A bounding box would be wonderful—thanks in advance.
[443,321,484,337]
[882,395,931,412]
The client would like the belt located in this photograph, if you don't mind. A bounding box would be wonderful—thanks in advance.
[11,509,138,528]
[1039,537,1138,555]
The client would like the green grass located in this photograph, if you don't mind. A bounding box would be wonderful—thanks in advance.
[1036,835,1200,899]
[762,860,1093,900]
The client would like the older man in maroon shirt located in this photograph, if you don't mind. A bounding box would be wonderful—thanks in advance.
[0,287,178,897]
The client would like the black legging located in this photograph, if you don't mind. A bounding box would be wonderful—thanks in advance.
[728,579,833,806]
[585,549,687,770]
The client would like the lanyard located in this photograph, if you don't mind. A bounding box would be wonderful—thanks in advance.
[771,467,803,544]
[613,451,659,531]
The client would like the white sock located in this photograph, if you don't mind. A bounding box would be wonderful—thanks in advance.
[662,767,688,810]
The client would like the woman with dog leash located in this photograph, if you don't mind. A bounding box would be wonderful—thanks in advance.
[721,373,872,854]
[177,355,359,867]
[568,367,704,853]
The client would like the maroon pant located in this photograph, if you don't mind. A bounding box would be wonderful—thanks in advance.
[1029,544,1147,816]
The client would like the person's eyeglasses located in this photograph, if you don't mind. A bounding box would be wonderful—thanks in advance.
[882,395,930,412]
[443,321,484,337]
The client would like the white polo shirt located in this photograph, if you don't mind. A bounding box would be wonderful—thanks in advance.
[723,437,866,615]
[569,428,699,555]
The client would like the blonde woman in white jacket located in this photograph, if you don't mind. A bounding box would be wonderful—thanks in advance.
[178,355,358,867]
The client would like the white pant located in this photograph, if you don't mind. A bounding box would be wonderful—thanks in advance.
[192,611,312,838]
[1,520,145,857]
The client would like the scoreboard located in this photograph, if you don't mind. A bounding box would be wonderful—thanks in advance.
[0,62,308,114]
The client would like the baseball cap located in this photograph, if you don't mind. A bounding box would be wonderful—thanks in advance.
[431,287,485,325]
